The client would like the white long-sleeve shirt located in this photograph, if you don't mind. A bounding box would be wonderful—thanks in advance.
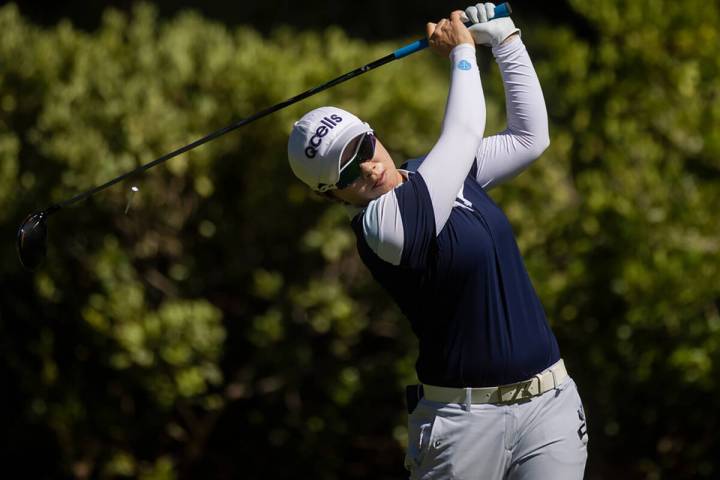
[349,37,559,387]
[361,38,549,266]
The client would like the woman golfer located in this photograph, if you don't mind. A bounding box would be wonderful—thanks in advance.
[287,4,588,479]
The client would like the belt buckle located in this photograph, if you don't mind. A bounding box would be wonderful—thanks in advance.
[496,384,504,404]
[497,382,516,404]
[499,379,535,404]
[518,379,534,400]
[498,383,516,404]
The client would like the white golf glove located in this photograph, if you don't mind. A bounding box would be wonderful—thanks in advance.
[462,2,520,48]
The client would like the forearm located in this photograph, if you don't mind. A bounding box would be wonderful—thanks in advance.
[475,37,550,188]
[418,44,486,233]
[496,36,548,139]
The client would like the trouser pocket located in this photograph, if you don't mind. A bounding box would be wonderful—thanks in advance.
[405,410,444,472]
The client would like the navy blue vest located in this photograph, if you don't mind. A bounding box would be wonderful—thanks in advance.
[351,160,560,387]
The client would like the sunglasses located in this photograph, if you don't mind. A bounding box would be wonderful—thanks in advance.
[335,132,376,190]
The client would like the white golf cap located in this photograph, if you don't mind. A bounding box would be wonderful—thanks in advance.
[288,106,372,192]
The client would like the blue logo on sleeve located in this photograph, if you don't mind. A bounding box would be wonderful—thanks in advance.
[458,60,472,71]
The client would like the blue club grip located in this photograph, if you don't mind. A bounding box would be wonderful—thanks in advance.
[393,39,428,60]
[393,2,512,59]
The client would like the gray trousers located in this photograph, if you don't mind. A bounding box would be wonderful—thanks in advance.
[404,377,588,479]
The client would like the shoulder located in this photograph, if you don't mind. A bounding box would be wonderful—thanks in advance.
[357,190,404,266]
[400,156,426,173]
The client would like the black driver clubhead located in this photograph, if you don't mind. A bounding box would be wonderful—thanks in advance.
[17,211,49,271]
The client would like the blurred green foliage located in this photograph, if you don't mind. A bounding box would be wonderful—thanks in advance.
[0,1,719,479]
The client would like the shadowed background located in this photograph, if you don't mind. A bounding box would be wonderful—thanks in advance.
[1,1,719,479]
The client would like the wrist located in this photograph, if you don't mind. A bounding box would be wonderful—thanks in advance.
[492,33,524,57]
[500,32,520,46]
[449,42,476,59]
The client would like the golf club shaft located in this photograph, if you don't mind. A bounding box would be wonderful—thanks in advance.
[52,3,511,212]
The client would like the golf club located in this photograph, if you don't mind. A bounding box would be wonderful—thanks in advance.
[17,3,512,270]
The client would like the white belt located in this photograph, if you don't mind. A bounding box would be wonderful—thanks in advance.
[423,359,568,405]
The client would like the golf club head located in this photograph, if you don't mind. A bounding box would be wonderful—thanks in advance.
[17,210,49,271]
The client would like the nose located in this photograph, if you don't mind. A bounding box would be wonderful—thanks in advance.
[360,159,378,178]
